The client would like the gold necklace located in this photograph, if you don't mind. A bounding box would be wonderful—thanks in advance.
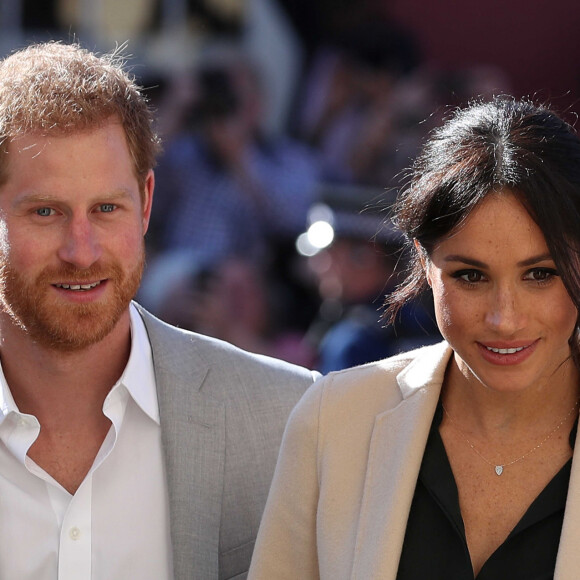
[442,400,579,476]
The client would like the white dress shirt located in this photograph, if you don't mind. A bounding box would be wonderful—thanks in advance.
[0,304,173,579]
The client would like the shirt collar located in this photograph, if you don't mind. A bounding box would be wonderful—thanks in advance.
[122,303,159,424]
[0,365,18,422]
[0,303,159,425]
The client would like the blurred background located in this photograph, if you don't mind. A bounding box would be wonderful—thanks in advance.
[3,0,580,371]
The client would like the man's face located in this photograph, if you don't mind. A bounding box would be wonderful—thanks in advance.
[0,121,153,351]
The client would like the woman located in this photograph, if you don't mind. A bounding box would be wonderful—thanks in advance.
[248,97,580,580]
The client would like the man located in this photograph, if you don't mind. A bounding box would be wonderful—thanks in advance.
[0,42,317,579]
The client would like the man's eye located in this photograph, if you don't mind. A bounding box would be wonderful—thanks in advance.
[36,207,54,217]
[99,204,116,213]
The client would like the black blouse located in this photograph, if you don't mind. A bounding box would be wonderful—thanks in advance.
[396,403,575,580]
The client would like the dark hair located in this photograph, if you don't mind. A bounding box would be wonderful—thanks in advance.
[385,96,580,358]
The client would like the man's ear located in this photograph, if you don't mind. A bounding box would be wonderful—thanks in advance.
[414,239,432,287]
[142,169,155,234]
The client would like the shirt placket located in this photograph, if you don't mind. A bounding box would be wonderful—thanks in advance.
[54,392,124,580]
[57,475,92,580]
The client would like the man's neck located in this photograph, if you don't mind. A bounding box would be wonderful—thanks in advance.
[0,310,133,494]
[0,309,132,423]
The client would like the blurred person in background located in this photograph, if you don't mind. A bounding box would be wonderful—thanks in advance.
[139,254,317,367]
[149,44,321,265]
[142,45,322,365]
[292,10,512,189]
[298,185,440,373]
[294,17,423,187]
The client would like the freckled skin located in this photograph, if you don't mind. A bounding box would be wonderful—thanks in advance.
[426,192,580,575]
[425,191,578,396]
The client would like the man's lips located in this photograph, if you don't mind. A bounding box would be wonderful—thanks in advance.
[53,280,104,291]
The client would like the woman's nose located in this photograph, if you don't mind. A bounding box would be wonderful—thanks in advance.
[484,285,525,333]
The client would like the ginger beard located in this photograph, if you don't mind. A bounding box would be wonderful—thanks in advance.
[0,245,145,352]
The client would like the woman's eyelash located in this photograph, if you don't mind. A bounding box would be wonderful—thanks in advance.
[525,267,559,282]
[449,267,560,285]
[450,269,483,283]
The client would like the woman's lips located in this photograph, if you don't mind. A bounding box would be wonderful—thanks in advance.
[477,340,538,365]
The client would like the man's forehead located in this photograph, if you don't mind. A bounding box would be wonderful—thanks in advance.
[7,113,123,145]
[6,133,47,154]
[6,121,125,154]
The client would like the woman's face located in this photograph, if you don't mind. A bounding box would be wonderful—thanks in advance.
[425,190,578,394]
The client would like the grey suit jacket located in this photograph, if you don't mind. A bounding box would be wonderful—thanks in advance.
[136,304,317,580]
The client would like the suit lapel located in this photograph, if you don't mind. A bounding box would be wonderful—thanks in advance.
[138,306,226,580]
[351,344,449,580]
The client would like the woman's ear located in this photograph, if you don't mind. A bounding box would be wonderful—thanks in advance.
[414,240,432,287]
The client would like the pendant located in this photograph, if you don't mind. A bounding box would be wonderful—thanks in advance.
[495,465,504,476]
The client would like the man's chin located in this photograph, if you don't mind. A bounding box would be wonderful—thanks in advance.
[25,316,120,352]
[0,252,144,352]
[8,298,130,352]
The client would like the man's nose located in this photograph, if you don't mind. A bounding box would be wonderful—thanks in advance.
[57,216,102,269]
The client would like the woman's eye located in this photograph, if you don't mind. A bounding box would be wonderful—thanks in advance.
[454,270,483,284]
[99,203,116,213]
[35,207,54,217]
[525,268,558,282]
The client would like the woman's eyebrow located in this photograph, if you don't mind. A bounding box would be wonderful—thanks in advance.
[443,255,487,268]
[442,253,553,268]
[517,253,553,267]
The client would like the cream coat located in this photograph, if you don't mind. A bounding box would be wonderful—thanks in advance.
[248,341,580,580]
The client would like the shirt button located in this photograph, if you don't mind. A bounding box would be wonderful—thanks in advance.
[69,527,81,541]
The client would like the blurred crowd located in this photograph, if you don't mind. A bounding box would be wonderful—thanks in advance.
[15,0,513,371]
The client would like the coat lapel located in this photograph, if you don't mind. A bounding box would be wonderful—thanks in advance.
[138,306,226,580]
[351,344,449,580]
[554,424,580,579]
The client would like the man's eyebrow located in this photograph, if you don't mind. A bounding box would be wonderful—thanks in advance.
[12,189,134,207]
[442,253,554,268]
[12,193,57,206]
